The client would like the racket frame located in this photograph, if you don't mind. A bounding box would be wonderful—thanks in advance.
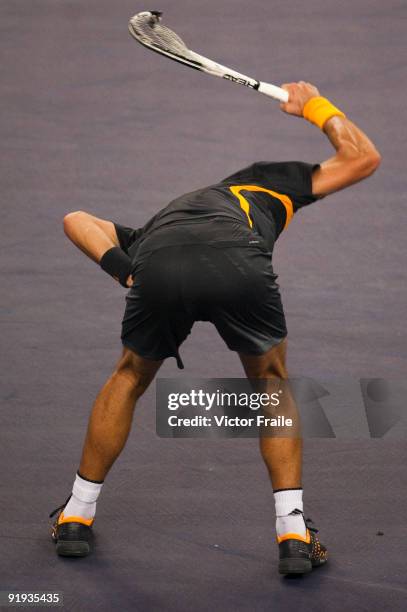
[128,14,288,103]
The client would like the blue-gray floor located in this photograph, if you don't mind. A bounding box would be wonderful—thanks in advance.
[1,1,407,610]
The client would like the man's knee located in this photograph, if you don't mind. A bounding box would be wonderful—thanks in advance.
[263,359,288,380]
[240,339,288,379]
[253,361,288,380]
[114,348,160,397]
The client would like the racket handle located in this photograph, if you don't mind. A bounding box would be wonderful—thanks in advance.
[257,81,289,103]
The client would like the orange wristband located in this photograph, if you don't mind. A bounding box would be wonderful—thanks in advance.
[302,96,345,130]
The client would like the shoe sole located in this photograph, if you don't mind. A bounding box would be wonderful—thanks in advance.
[55,541,90,557]
[279,558,313,575]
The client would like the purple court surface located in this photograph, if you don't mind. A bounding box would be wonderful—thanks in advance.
[1,1,407,610]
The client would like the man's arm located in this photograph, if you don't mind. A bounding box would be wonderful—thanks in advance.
[280,82,381,197]
[63,211,133,287]
[63,211,119,262]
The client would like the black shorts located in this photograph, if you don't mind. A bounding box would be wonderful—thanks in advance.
[115,222,287,368]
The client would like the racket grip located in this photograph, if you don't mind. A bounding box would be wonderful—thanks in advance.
[257,81,289,103]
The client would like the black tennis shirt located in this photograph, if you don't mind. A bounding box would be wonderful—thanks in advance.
[117,161,320,259]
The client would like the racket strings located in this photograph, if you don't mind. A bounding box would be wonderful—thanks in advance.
[130,13,193,59]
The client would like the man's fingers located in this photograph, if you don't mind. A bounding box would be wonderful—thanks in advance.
[281,83,295,93]
[279,84,292,110]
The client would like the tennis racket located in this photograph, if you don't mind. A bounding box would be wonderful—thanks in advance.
[128,11,289,103]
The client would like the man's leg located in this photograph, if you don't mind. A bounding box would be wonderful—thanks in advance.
[78,348,162,482]
[239,338,302,492]
[239,339,327,574]
[239,339,305,535]
[51,348,162,556]
[51,211,157,555]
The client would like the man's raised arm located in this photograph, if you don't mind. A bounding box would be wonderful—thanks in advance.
[280,81,381,197]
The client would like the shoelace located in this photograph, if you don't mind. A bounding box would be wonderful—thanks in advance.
[290,508,319,533]
[304,517,319,534]
[49,495,71,519]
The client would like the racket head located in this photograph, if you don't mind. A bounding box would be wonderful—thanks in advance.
[128,11,202,69]
[128,11,249,80]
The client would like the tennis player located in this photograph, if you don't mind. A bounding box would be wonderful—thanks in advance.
[50,82,380,574]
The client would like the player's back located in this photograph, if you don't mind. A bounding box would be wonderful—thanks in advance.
[129,161,318,257]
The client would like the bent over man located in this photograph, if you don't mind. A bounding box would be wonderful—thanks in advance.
[49,82,380,575]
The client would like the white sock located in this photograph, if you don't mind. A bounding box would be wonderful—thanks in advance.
[274,488,306,538]
[63,473,103,521]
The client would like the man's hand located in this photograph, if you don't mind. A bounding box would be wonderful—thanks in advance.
[279,81,320,117]
[113,275,133,288]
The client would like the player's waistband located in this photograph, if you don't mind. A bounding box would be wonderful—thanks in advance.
[135,220,270,256]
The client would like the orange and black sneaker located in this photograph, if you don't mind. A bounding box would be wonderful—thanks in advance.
[277,511,328,575]
[49,496,94,557]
